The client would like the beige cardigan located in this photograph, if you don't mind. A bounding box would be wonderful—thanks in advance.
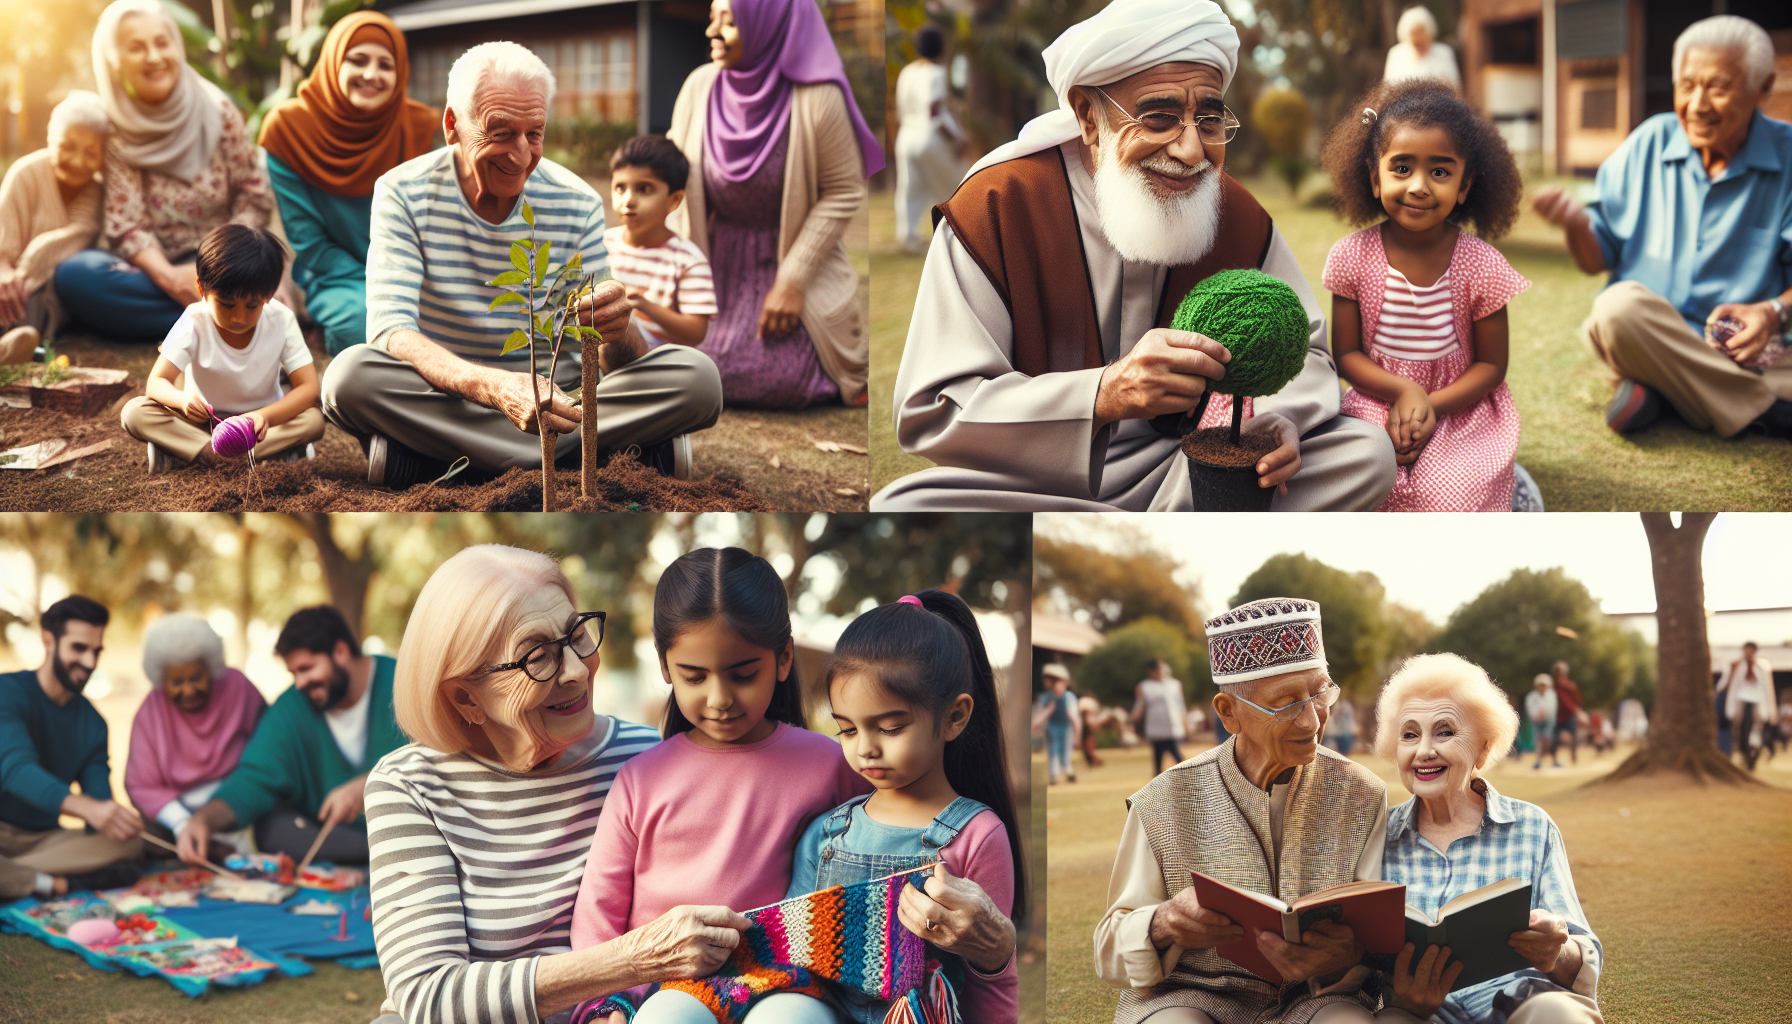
[0,150,102,293]
[667,63,868,404]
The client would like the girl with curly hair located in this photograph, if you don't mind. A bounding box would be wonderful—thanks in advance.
[1320,80,1532,511]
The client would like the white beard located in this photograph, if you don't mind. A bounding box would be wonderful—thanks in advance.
[1089,124,1222,266]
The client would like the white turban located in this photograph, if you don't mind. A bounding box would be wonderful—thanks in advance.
[967,0,1240,177]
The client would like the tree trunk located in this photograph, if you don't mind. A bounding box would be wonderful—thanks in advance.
[1604,513,1756,784]
[289,514,371,639]
[540,403,557,512]
[581,336,598,497]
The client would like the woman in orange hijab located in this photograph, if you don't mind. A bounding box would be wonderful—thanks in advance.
[258,12,436,353]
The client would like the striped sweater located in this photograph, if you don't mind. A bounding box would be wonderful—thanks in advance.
[365,149,611,368]
[366,719,659,1024]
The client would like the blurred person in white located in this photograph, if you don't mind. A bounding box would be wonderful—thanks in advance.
[1383,7,1462,91]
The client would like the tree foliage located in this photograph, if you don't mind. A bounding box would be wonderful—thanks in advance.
[1230,553,1429,699]
[1035,527,1202,635]
[1429,567,1647,709]
[1074,617,1212,709]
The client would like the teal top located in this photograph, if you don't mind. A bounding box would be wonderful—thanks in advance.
[213,654,402,826]
[266,151,373,293]
[0,670,111,832]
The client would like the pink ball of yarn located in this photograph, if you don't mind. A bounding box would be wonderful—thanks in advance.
[67,917,120,947]
[210,415,258,458]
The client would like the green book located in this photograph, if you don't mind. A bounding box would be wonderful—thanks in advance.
[1403,878,1535,990]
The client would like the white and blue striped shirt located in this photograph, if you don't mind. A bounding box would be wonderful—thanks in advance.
[366,149,610,369]
[1383,781,1602,1024]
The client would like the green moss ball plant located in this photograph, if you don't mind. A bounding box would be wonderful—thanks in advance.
[1170,268,1310,445]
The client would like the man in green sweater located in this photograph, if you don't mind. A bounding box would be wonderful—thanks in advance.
[0,596,144,899]
[175,606,402,866]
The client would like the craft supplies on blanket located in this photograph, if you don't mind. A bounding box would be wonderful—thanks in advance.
[207,877,299,904]
[595,868,960,1024]
[0,893,288,995]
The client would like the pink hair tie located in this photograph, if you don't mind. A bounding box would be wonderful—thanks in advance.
[897,595,923,607]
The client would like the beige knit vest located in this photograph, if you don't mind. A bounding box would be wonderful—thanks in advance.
[1114,738,1386,1024]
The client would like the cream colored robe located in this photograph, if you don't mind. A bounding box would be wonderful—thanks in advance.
[0,149,101,293]
[666,62,869,404]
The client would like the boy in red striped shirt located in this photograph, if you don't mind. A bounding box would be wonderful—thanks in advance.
[604,136,718,349]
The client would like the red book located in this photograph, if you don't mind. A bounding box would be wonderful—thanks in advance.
[1189,871,1407,984]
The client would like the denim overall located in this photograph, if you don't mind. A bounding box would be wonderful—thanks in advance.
[809,794,989,1024]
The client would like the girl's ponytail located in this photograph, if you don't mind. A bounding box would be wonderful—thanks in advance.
[828,590,1029,926]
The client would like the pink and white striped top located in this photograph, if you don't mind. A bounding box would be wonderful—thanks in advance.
[603,226,719,347]
[1373,266,1456,361]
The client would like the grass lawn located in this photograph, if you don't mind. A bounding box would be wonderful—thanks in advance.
[1046,741,1792,1023]
[869,175,1792,509]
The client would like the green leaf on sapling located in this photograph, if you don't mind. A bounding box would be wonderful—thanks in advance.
[500,328,530,356]
[488,291,525,310]
[534,241,551,286]
[520,199,534,227]
[487,270,527,287]
[509,242,530,274]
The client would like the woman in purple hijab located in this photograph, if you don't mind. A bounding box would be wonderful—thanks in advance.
[665,0,881,409]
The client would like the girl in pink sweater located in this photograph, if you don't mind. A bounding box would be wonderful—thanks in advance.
[570,548,868,1023]
[783,590,1026,1023]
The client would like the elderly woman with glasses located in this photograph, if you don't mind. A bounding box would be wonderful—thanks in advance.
[1371,654,1602,1024]
[1097,598,1391,1024]
[365,545,751,1024]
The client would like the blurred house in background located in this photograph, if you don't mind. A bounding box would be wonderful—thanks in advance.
[1458,0,1791,175]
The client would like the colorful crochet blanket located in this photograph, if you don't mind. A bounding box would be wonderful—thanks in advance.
[577,870,959,1024]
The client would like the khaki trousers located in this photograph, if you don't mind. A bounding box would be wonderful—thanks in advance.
[1141,1005,1377,1024]
[0,820,143,900]
[120,396,325,464]
[1373,990,1603,1024]
[1581,280,1792,437]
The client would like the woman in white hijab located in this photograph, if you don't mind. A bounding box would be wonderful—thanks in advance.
[54,0,274,342]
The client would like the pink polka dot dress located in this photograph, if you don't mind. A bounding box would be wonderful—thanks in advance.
[1324,226,1530,512]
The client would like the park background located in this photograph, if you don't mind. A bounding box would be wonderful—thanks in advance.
[0,511,1044,1024]
[0,0,880,512]
[872,0,1792,509]
[1035,511,1792,1022]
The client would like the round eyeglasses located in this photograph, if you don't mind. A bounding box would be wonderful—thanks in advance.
[1226,682,1341,723]
[484,611,606,682]
[1095,87,1241,145]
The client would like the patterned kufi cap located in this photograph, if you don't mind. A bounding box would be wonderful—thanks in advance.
[1204,597,1325,686]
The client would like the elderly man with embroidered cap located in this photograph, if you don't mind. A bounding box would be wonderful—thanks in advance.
[1095,598,1389,1024]
[872,0,1395,511]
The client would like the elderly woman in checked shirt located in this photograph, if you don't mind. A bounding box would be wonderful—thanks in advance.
[1372,654,1603,1024]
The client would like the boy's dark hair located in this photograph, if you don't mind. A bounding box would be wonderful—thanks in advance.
[195,223,289,301]
[653,547,807,739]
[41,595,109,638]
[1321,79,1523,240]
[610,135,691,193]
[275,605,361,659]
[915,24,945,60]
[824,591,1030,926]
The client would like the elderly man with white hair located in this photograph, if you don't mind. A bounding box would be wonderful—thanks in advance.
[322,41,723,489]
[1532,15,1792,442]
[872,0,1395,512]
[0,91,108,363]
[1096,598,1390,1024]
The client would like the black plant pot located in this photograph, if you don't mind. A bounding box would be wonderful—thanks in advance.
[1186,453,1274,511]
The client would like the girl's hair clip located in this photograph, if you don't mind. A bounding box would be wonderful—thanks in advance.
[1361,106,1379,125]
[897,595,924,607]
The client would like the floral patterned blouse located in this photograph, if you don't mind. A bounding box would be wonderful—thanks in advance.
[103,92,273,262]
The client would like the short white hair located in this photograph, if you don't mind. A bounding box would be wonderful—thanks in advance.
[48,90,111,145]
[1397,6,1438,45]
[1673,15,1775,94]
[445,41,556,127]
[142,614,226,688]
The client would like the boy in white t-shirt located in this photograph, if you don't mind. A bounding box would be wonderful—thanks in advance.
[120,225,324,471]
[603,135,717,348]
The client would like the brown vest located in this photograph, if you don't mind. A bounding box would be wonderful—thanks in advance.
[934,147,1275,375]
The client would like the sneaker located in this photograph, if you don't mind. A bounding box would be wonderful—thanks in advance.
[1748,398,1792,439]
[0,324,37,365]
[1605,379,1663,434]
[146,442,174,474]
[367,433,448,489]
[641,434,693,480]
[1511,464,1545,512]
[278,443,317,465]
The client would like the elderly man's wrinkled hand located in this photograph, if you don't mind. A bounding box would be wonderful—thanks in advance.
[1149,888,1243,951]
[897,863,1016,973]
[1239,410,1299,493]
[1706,302,1779,366]
[1094,329,1231,428]
[1509,909,1570,974]
[626,905,750,981]
[488,371,582,434]
[578,279,635,340]
[1530,186,1586,230]
[1255,918,1363,983]
[1389,942,1463,1019]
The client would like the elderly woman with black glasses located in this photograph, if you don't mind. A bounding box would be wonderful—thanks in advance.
[365,545,751,1024]
[1096,597,1391,1024]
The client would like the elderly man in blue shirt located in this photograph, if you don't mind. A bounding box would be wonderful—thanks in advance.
[1531,16,1792,440]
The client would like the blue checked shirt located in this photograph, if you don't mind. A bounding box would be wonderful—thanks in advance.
[1383,782,1601,1024]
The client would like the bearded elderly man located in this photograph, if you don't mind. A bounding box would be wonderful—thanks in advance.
[1096,599,1390,1024]
[871,0,1395,511]
[322,41,722,489]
